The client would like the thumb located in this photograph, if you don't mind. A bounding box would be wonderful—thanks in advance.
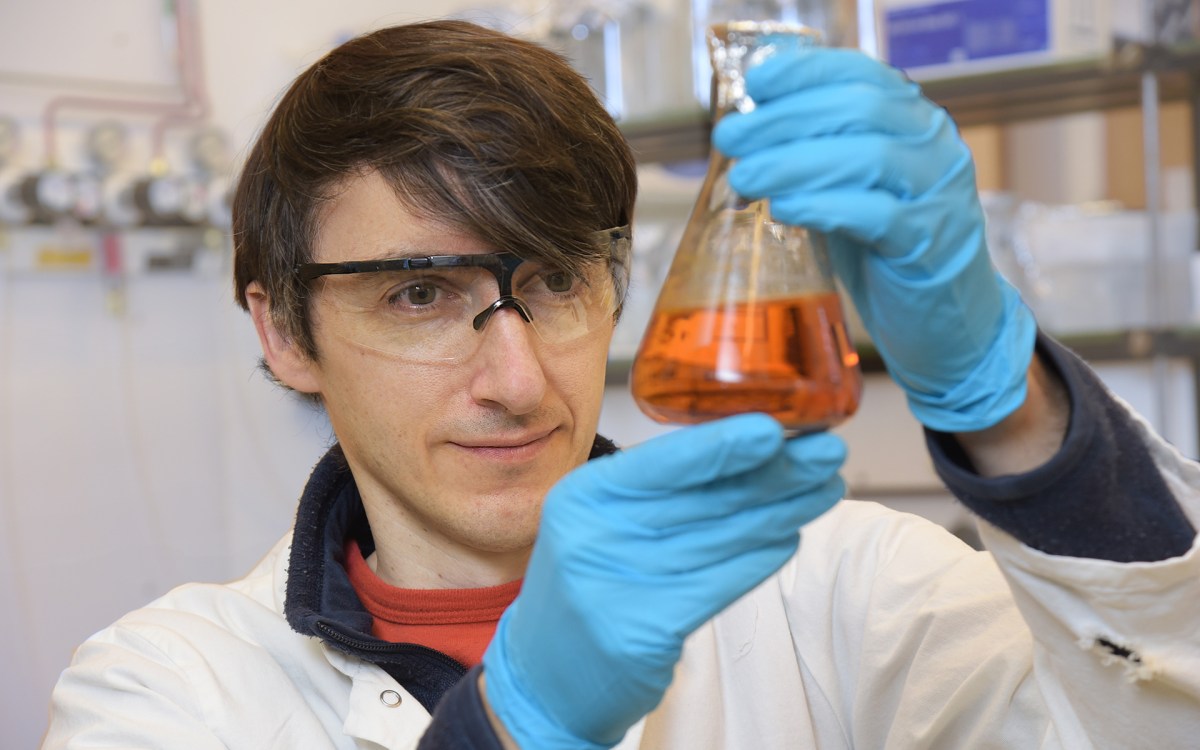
[586,413,785,493]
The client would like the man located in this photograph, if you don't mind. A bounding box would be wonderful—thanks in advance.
[43,19,1199,750]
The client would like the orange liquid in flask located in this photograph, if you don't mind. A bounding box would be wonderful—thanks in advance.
[631,292,862,433]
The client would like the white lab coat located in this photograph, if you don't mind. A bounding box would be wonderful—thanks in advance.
[43,409,1200,749]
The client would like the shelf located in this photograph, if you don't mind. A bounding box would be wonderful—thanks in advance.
[620,42,1200,163]
[619,109,710,165]
[919,42,1200,128]
[1040,327,1200,362]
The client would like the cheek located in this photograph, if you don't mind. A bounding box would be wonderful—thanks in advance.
[319,345,456,440]
[551,330,613,424]
[373,367,460,426]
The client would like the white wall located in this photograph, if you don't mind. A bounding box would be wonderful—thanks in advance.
[0,231,335,747]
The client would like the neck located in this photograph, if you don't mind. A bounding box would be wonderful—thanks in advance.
[331,435,596,591]
[365,517,531,589]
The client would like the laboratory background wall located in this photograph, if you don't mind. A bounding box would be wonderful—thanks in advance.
[3,1,1199,746]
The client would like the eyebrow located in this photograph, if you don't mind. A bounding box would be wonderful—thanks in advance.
[353,243,506,263]
[354,246,431,262]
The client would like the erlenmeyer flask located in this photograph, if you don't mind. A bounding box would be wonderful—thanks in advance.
[630,20,862,434]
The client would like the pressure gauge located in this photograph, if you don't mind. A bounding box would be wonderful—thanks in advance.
[188,127,231,175]
[20,170,75,220]
[86,122,129,171]
[133,175,194,225]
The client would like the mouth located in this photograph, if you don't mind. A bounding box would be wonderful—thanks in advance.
[450,427,558,461]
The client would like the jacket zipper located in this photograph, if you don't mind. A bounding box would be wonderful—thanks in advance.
[313,620,468,675]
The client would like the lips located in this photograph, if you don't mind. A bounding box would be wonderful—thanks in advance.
[451,427,556,451]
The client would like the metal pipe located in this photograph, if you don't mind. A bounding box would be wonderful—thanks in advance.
[40,0,204,167]
[1141,7,1171,436]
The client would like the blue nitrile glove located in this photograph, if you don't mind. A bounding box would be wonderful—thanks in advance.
[712,48,1038,433]
[481,414,846,748]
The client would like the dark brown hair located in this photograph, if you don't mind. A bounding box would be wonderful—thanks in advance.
[232,19,638,361]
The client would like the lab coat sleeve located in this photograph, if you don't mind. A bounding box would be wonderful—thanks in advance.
[41,579,363,750]
[766,498,1198,749]
[921,333,1200,747]
[927,332,1196,562]
[41,621,230,749]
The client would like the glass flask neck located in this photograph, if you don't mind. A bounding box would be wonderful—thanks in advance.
[707,21,823,117]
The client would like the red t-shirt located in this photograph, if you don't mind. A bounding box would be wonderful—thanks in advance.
[343,538,521,669]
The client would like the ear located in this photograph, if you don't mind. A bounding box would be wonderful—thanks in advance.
[245,282,322,394]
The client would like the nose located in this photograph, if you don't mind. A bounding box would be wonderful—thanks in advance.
[467,305,547,415]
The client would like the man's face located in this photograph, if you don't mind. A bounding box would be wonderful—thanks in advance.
[281,171,614,581]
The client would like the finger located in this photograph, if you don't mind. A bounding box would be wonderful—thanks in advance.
[744,48,912,103]
[713,81,932,157]
[582,535,805,642]
[594,431,847,529]
[767,186,1005,349]
[756,156,978,261]
[782,430,848,467]
[584,413,785,492]
[725,110,964,201]
[770,188,902,249]
[637,474,844,575]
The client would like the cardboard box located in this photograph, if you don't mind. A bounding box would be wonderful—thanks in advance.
[876,0,1112,80]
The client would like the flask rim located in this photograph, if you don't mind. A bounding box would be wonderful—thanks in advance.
[708,20,824,43]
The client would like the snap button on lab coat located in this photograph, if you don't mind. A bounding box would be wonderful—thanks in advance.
[380,689,402,707]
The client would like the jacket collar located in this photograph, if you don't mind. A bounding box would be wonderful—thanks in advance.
[284,444,375,639]
[282,436,620,686]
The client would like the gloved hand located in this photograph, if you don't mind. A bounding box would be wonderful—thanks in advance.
[481,413,845,748]
[712,47,1038,433]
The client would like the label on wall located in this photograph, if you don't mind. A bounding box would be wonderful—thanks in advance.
[884,0,1050,69]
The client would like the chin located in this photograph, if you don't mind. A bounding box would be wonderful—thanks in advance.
[458,488,547,549]
[454,516,541,557]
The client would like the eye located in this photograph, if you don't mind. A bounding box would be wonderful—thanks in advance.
[390,282,439,307]
[542,270,576,293]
